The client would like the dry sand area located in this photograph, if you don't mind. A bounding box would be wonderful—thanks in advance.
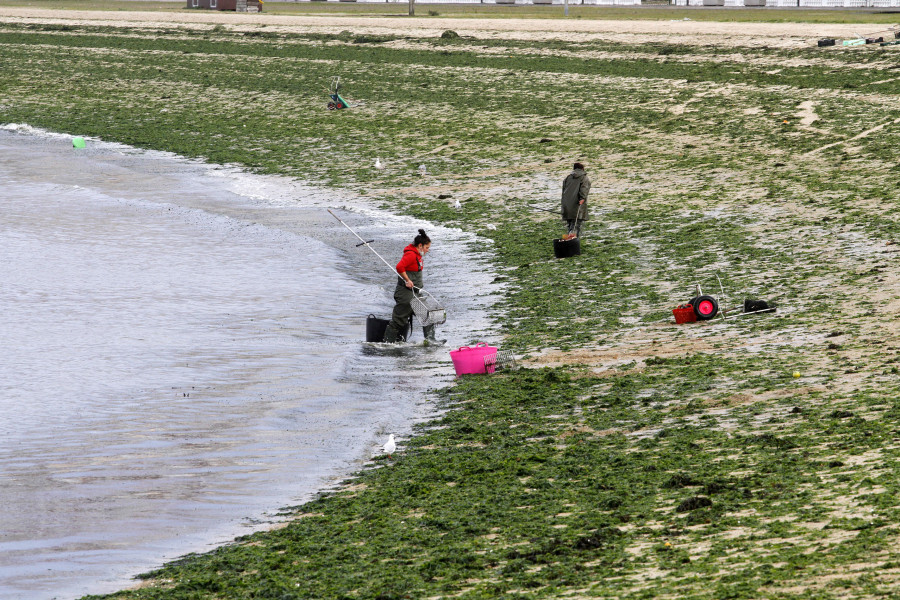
[0,6,880,46]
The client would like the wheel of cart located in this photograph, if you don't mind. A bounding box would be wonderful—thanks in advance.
[690,295,719,320]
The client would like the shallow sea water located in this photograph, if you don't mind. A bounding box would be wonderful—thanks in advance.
[0,126,499,599]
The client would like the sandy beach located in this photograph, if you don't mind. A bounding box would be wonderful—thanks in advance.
[0,6,883,47]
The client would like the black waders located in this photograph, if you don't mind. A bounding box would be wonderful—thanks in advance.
[422,325,446,347]
[384,270,421,343]
[383,269,445,344]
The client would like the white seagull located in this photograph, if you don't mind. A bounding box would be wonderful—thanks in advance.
[383,434,396,458]
[454,199,462,209]
[375,157,383,169]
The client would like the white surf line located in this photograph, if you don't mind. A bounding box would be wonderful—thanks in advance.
[802,116,900,157]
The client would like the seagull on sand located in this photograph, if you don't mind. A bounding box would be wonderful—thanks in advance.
[454,199,461,209]
[383,434,396,458]
[375,157,383,170]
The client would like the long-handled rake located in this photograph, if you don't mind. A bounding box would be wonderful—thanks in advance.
[327,209,447,329]
[528,204,562,215]
[528,203,584,236]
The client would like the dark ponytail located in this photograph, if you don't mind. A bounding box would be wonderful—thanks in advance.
[413,228,431,246]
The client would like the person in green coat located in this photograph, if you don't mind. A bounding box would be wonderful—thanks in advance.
[383,229,446,346]
[561,162,591,238]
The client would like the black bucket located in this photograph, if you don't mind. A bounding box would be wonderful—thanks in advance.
[366,314,390,342]
[553,237,581,258]
[366,314,412,342]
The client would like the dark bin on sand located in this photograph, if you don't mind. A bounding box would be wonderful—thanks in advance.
[553,237,581,259]
[366,314,411,343]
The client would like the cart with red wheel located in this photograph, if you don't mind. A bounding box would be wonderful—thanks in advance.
[327,76,350,110]
[673,276,775,324]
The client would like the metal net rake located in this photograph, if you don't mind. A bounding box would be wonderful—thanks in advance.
[410,288,447,327]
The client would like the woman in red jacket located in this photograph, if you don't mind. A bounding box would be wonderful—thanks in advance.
[383,229,445,345]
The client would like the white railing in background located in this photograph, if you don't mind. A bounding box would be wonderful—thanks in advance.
[309,0,898,10]
[280,0,900,6]
[296,0,644,3]
[674,0,900,5]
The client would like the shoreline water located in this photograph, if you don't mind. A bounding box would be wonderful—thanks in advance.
[0,125,500,600]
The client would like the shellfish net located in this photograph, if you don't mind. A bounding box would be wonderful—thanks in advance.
[410,288,447,327]
[484,349,518,373]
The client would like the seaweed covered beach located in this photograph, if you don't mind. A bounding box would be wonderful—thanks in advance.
[4,4,900,598]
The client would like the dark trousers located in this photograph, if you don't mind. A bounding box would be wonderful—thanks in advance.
[384,283,416,342]
[387,300,414,340]
[566,219,582,236]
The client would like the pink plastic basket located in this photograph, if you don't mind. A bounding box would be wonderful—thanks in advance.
[449,342,498,377]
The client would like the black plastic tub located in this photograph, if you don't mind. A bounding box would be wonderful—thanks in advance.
[366,314,389,342]
[553,237,581,258]
[365,314,412,342]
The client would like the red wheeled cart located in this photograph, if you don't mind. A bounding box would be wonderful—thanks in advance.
[672,277,775,324]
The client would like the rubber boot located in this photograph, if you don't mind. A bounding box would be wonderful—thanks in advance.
[423,325,446,347]
[383,324,402,343]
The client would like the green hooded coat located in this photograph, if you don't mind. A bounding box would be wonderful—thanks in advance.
[561,168,591,221]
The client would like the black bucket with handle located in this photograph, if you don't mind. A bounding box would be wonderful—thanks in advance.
[553,237,581,258]
[366,315,390,342]
[366,314,412,342]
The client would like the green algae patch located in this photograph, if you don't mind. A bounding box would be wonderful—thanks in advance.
[86,365,900,599]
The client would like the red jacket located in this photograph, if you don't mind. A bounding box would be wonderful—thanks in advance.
[396,244,423,274]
